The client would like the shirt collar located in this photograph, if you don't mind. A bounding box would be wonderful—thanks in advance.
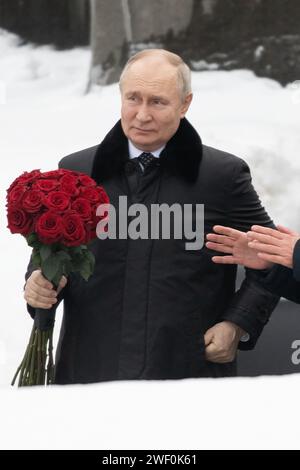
[128,140,165,159]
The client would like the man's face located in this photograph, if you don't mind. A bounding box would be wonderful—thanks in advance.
[120,58,192,152]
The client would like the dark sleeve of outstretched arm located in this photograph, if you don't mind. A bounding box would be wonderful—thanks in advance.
[257,239,300,303]
[219,158,280,350]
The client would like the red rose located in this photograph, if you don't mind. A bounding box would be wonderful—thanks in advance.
[71,197,92,220]
[85,200,109,241]
[80,187,108,204]
[60,173,79,196]
[18,169,41,183]
[7,185,26,206]
[90,189,110,222]
[60,174,79,185]
[6,169,109,247]
[40,169,68,179]
[21,189,43,213]
[62,213,87,246]
[34,179,59,192]
[44,191,70,212]
[7,170,41,192]
[78,175,97,187]
[35,211,63,244]
[7,207,33,235]
[97,187,110,205]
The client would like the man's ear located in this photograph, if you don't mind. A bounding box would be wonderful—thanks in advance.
[180,93,193,118]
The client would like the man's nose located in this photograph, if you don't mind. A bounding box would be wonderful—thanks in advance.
[135,105,152,122]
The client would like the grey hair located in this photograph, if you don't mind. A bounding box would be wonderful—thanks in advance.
[119,49,192,100]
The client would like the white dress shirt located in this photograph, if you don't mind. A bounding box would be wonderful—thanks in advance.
[128,140,165,160]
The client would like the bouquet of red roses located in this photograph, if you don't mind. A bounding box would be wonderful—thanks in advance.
[6,168,109,386]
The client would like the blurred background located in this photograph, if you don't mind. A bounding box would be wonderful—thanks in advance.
[1,0,300,383]
[1,0,300,85]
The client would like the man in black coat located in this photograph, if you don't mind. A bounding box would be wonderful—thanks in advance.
[24,49,279,384]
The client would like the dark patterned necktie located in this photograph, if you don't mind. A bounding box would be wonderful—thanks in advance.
[137,152,157,171]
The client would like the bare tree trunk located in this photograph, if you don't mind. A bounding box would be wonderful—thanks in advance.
[120,0,133,44]
[88,0,193,87]
[88,0,126,88]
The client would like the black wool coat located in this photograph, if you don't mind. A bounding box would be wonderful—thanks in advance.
[26,118,279,384]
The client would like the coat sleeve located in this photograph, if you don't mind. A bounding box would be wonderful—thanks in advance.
[256,240,300,303]
[292,239,300,282]
[219,158,280,350]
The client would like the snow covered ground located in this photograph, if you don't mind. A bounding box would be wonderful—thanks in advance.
[1,28,300,449]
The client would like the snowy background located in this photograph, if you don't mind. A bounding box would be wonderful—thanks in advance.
[1,28,300,449]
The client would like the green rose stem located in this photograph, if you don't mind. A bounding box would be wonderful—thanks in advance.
[37,328,42,384]
[12,320,56,386]
[21,326,34,385]
[41,331,47,384]
[46,330,54,384]
[11,238,95,387]
[11,273,58,387]
[11,326,35,386]
[28,328,37,385]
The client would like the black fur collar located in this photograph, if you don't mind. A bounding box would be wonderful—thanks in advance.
[91,117,202,184]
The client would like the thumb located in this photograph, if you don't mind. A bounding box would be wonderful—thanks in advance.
[57,275,67,294]
[204,328,214,346]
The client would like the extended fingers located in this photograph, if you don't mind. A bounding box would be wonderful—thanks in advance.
[213,225,245,240]
[206,233,235,246]
[248,240,283,254]
[206,242,234,254]
[257,252,286,264]
[212,225,243,239]
[250,225,284,240]
[211,255,237,264]
[276,225,297,236]
[247,231,283,247]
